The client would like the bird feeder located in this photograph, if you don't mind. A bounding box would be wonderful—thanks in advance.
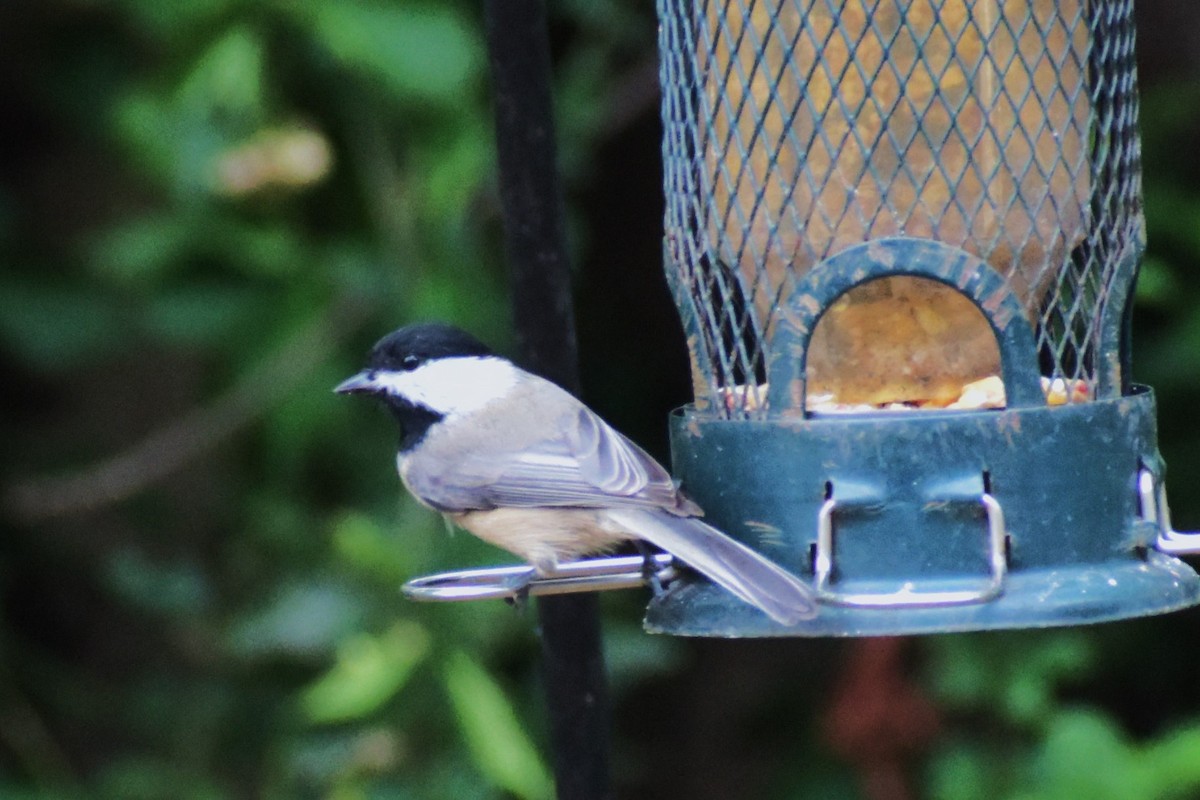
[644,0,1200,635]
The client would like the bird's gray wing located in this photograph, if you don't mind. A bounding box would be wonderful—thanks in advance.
[453,405,694,512]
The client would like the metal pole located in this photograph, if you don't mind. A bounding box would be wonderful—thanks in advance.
[482,2,613,798]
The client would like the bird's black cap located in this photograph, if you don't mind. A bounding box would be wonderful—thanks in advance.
[364,322,494,373]
[337,323,496,451]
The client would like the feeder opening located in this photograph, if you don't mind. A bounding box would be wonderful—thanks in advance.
[807,275,1001,410]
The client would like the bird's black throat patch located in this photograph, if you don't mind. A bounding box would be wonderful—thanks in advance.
[383,396,445,453]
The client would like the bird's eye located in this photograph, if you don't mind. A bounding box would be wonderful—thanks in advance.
[401,355,420,371]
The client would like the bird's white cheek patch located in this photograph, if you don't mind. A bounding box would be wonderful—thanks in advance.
[398,357,520,417]
[371,357,519,417]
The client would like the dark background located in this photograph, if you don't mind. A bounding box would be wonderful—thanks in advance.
[2,1,1200,798]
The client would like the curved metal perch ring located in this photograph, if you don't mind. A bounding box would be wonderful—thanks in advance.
[402,552,677,602]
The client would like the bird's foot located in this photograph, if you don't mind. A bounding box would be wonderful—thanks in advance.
[503,572,534,612]
[634,542,671,597]
[505,558,558,612]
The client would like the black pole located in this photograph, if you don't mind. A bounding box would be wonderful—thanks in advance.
[482,2,613,799]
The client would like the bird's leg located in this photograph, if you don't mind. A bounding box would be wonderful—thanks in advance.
[505,555,557,612]
[634,541,669,597]
[504,572,533,612]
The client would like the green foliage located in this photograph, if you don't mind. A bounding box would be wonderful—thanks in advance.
[302,3,483,104]
[0,0,657,796]
[928,630,1093,727]
[0,281,125,370]
[442,652,554,800]
[2,1,1200,799]
[301,621,430,724]
[921,626,1200,800]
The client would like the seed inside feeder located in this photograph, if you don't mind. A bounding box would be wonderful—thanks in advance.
[721,375,1091,414]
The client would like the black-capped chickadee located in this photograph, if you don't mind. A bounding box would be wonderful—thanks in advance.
[335,323,817,624]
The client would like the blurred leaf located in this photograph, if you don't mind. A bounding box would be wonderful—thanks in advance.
[1143,184,1200,255]
[242,489,323,555]
[418,120,493,221]
[926,631,1092,727]
[330,511,417,584]
[104,548,213,617]
[206,219,307,278]
[925,633,991,706]
[1144,723,1200,795]
[96,757,225,800]
[0,280,124,370]
[305,2,482,104]
[228,582,363,659]
[315,239,395,298]
[175,25,267,120]
[259,368,348,484]
[1136,257,1182,307]
[143,283,263,346]
[927,743,1006,800]
[93,214,306,289]
[0,787,75,800]
[111,27,268,197]
[1018,710,1146,800]
[90,214,193,287]
[302,621,429,724]
[959,710,1200,800]
[110,90,185,183]
[442,651,553,800]
[1003,671,1054,726]
[114,0,236,46]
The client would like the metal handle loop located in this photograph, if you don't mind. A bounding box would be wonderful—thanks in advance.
[814,491,1009,608]
[1144,469,1200,555]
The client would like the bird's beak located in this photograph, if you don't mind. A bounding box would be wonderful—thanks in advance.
[334,371,380,395]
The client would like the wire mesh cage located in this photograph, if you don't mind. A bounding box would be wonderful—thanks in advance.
[659,0,1143,415]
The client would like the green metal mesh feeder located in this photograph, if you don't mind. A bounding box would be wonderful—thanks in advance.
[645,0,1200,635]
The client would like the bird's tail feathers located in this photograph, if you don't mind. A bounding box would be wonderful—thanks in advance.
[605,508,817,624]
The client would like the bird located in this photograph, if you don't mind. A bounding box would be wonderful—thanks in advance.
[335,322,817,624]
